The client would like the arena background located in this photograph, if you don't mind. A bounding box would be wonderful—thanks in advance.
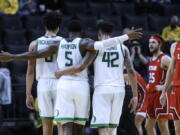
[0,0,180,135]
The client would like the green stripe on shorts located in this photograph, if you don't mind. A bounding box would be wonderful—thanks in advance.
[54,117,88,121]
[91,124,110,128]
[40,116,54,120]
[54,117,74,121]
[109,123,119,127]
[74,118,88,121]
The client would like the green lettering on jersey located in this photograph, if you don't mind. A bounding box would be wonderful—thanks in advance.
[102,52,119,67]
[61,44,77,49]
[65,51,73,66]
[102,52,111,67]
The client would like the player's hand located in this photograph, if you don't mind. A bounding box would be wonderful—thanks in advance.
[160,92,167,107]
[0,51,14,62]
[55,71,62,79]
[156,85,164,91]
[26,94,34,110]
[128,28,143,40]
[128,96,138,113]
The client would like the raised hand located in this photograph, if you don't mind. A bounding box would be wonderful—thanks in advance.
[160,92,167,107]
[55,71,62,79]
[26,94,34,110]
[128,28,143,40]
[128,96,138,113]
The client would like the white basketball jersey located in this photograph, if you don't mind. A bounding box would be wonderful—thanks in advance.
[57,38,88,81]
[36,35,62,80]
[94,44,126,87]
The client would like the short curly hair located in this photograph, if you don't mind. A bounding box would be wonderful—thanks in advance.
[97,21,114,34]
[42,11,63,31]
[68,20,82,33]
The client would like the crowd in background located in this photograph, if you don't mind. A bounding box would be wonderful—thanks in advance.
[0,0,180,16]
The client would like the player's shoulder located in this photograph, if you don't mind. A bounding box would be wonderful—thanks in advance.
[79,38,94,46]
[161,54,170,62]
[81,38,94,42]
[161,53,171,69]
[121,44,129,54]
[29,40,37,51]
[171,42,177,51]
[170,42,178,56]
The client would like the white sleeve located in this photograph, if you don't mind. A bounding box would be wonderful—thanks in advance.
[94,34,129,50]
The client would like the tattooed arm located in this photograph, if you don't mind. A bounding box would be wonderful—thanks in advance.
[124,46,138,113]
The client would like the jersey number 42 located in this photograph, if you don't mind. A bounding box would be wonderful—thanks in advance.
[102,52,119,67]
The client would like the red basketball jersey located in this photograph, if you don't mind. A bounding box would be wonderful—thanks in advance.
[173,42,180,87]
[148,53,166,93]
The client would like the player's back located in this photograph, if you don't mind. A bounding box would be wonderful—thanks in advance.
[57,37,88,81]
[36,35,62,80]
[94,44,125,87]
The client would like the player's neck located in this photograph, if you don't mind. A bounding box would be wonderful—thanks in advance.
[153,50,162,58]
[69,33,81,38]
[101,35,111,40]
[45,31,57,37]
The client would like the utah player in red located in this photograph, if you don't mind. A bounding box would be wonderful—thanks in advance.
[125,71,148,135]
[135,72,147,135]
[160,41,180,135]
[145,35,171,135]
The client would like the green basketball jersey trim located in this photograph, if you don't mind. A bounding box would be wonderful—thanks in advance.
[40,116,54,120]
[54,117,88,121]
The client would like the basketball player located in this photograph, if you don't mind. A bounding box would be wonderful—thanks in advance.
[145,35,171,135]
[53,20,96,135]
[125,71,147,135]
[160,41,180,135]
[26,12,63,135]
[91,22,137,135]
[135,72,148,135]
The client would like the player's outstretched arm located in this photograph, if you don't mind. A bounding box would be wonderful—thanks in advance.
[124,46,138,113]
[92,28,142,50]
[55,50,96,78]
[0,41,58,62]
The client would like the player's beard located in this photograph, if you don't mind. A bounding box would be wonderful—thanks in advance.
[151,47,160,55]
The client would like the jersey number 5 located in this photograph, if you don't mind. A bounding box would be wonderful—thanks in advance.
[102,52,119,67]
[149,72,155,83]
[65,51,73,66]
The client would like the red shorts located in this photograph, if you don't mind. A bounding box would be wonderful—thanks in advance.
[169,86,180,120]
[147,90,172,119]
